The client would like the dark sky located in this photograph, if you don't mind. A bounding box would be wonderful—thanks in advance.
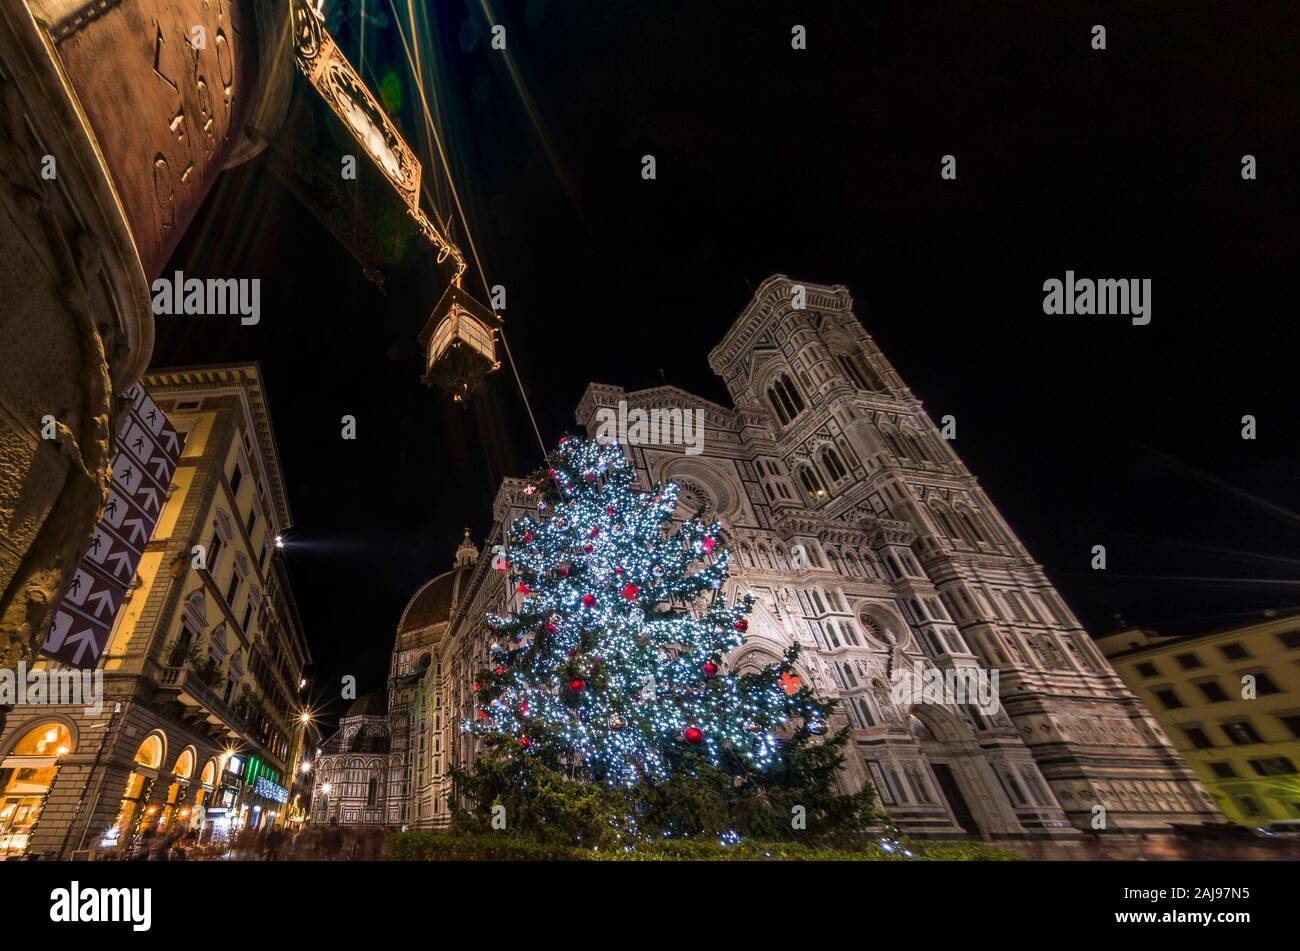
[156,1,1300,722]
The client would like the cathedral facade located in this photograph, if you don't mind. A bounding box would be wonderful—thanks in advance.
[312,276,1219,839]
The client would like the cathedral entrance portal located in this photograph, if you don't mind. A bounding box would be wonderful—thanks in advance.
[909,711,999,840]
[930,763,981,838]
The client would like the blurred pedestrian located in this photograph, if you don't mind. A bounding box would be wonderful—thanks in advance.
[322,817,343,859]
[265,825,285,861]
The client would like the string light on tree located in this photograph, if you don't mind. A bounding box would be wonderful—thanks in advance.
[467,436,830,787]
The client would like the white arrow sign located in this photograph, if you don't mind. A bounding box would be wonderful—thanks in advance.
[135,487,160,514]
[86,588,118,619]
[61,625,101,665]
[106,550,134,581]
[150,455,173,482]
[123,516,150,546]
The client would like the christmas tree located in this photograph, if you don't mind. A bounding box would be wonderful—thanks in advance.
[469,436,831,789]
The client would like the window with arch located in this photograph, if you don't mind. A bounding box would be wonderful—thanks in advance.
[798,467,826,502]
[106,733,166,849]
[836,352,885,392]
[766,374,806,426]
[955,507,989,544]
[930,504,962,542]
[879,426,909,461]
[820,446,848,482]
[0,722,74,856]
[160,747,196,832]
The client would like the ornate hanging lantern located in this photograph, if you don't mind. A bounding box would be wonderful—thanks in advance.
[418,284,503,402]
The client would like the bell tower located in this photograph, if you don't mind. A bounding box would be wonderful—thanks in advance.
[709,275,1219,833]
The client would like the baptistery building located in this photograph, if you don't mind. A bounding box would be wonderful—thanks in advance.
[311,276,1219,839]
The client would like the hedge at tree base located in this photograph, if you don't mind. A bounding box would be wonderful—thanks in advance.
[386,830,1024,862]
[450,747,879,849]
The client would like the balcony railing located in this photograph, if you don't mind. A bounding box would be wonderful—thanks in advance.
[156,665,244,737]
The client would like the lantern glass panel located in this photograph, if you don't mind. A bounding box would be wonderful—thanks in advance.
[459,312,494,360]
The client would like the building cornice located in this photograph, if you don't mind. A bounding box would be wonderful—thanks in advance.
[143,363,293,530]
[708,275,852,378]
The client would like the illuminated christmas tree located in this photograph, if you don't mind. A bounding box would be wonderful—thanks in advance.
[470,436,830,788]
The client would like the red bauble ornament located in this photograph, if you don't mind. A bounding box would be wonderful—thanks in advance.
[684,727,704,745]
[621,582,641,601]
[516,582,531,594]
[558,566,570,576]
[583,544,594,554]
[581,593,597,607]
[478,709,489,719]
[702,537,717,553]
[734,619,749,632]
[569,678,585,693]
[518,736,531,749]
[607,505,616,515]
[519,700,528,715]
[703,661,718,678]
[523,532,533,543]
[548,468,557,478]
[585,472,597,482]
[546,622,558,633]
[495,666,505,675]
[589,526,600,538]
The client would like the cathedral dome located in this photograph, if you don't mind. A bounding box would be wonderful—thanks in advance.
[396,531,479,640]
[344,689,388,718]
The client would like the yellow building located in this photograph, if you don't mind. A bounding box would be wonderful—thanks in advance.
[1098,610,1300,828]
[0,364,311,857]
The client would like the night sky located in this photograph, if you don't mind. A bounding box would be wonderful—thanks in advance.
[155,2,1300,723]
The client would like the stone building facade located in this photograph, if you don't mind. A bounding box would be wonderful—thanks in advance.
[1098,609,1300,827]
[0,365,311,857]
[315,276,1219,840]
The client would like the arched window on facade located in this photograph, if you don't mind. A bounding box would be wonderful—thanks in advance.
[821,446,848,482]
[766,374,806,426]
[955,507,989,545]
[930,504,962,544]
[879,426,909,461]
[798,467,827,502]
[0,722,73,857]
[901,428,930,462]
[160,748,196,832]
[837,352,885,392]
[106,733,165,850]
